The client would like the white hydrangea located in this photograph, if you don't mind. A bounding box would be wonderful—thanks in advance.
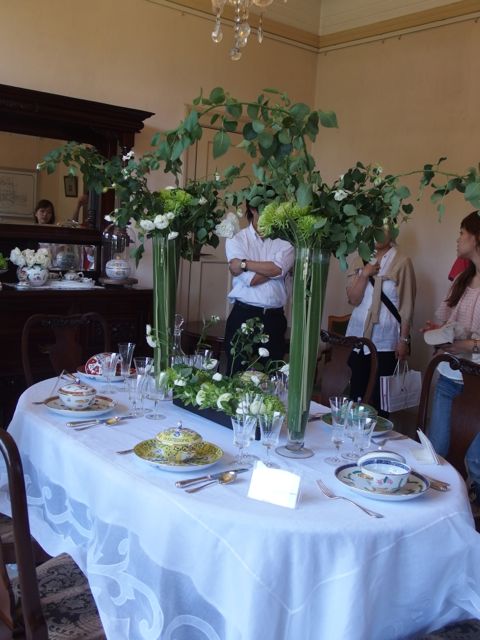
[333,189,349,202]
[215,212,240,238]
[212,372,223,382]
[140,219,155,231]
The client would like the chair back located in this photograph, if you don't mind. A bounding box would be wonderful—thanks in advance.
[417,353,480,477]
[313,330,378,406]
[327,314,351,337]
[0,428,48,639]
[21,313,111,387]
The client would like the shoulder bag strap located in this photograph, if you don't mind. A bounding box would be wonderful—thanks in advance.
[369,276,401,324]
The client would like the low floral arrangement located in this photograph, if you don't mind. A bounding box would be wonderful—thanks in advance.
[9,247,51,269]
[0,252,7,271]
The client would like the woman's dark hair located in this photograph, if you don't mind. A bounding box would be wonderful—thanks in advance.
[446,211,480,307]
[33,199,55,224]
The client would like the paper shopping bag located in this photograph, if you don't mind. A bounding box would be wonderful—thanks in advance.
[380,361,422,412]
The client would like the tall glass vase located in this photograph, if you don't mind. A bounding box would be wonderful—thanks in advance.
[277,245,330,458]
[152,234,180,376]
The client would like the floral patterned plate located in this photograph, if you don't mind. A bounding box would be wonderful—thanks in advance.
[76,365,124,383]
[322,413,393,433]
[43,395,115,418]
[133,439,223,472]
[335,464,429,501]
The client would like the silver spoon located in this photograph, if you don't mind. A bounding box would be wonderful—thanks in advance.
[74,416,129,431]
[185,471,237,493]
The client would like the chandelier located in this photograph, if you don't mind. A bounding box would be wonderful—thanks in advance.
[211,0,286,61]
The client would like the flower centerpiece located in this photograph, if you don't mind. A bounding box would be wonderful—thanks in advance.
[9,247,51,287]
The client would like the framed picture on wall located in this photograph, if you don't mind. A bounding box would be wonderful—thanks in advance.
[64,175,78,198]
[0,168,37,218]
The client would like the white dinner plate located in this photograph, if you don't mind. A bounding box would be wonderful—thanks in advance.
[322,413,394,433]
[76,366,124,383]
[43,395,115,418]
[47,280,95,290]
[335,464,429,501]
[133,439,223,472]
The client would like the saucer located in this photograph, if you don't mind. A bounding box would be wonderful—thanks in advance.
[44,395,115,418]
[76,365,124,383]
[133,439,223,472]
[322,413,393,433]
[335,464,429,501]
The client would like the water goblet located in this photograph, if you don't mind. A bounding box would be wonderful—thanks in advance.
[118,342,135,387]
[133,357,154,416]
[342,404,377,461]
[352,416,376,458]
[99,353,120,395]
[144,371,168,420]
[258,412,284,467]
[231,414,258,466]
[324,396,349,465]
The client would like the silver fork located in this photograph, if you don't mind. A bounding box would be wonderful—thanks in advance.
[373,434,408,448]
[316,479,384,518]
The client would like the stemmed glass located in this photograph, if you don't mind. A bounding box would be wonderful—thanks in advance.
[118,342,135,388]
[258,412,284,467]
[231,414,258,467]
[144,371,168,421]
[324,395,349,466]
[133,357,154,416]
[342,404,378,461]
[99,353,120,395]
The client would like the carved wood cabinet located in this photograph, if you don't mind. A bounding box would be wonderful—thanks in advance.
[0,287,153,426]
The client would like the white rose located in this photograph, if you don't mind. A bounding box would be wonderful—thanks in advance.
[250,375,260,386]
[212,372,223,381]
[146,324,152,335]
[122,150,135,161]
[168,231,179,240]
[174,378,186,387]
[217,392,232,410]
[154,214,169,230]
[199,196,207,205]
[146,335,157,348]
[249,399,264,415]
[195,390,207,406]
[104,214,113,222]
[333,189,348,202]
[258,347,269,358]
[9,248,24,266]
[140,219,155,231]
[202,358,218,370]
[165,186,175,190]
[166,212,175,220]
[279,363,289,376]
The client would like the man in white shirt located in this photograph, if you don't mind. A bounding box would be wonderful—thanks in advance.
[224,202,294,375]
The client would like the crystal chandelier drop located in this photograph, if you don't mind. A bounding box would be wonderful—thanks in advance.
[211,0,286,61]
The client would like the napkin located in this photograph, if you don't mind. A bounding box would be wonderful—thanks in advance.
[410,429,440,464]
[248,462,301,509]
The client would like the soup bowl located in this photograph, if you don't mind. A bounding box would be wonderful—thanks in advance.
[155,423,203,463]
[358,457,411,493]
[58,382,96,409]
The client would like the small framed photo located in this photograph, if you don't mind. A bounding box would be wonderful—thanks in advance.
[64,175,78,198]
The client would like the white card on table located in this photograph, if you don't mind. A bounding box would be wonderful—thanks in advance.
[247,461,301,509]
[411,429,440,465]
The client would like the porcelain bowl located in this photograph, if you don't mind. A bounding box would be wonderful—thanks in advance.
[155,424,203,462]
[358,458,411,494]
[58,382,96,409]
[357,450,406,466]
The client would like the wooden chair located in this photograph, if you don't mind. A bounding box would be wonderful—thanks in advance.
[313,330,378,406]
[21,313,111,387]
[415,618,480,639]
[327,314,351,337]
[0,427,105,639]
[416,353,480,478]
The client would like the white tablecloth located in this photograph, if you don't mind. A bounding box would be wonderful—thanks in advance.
[1,379,480,640]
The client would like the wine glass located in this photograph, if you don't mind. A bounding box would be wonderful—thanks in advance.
[144,371,168,421]
[325,395,349,465]
[99,353,120,395]
[133,357,154,416]
[342,404,377,461]
[231,414,257,466]
[118,342,135,388]
[258,412,284,467]
[352,416,377,458]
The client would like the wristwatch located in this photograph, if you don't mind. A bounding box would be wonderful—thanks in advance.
[400,336,411,344]
[473,339,479,354]
[240,259,248,272]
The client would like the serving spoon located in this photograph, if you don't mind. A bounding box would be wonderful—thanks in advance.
[185,471,237,493]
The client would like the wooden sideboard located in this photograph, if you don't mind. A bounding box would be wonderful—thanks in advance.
[0,286,153,426]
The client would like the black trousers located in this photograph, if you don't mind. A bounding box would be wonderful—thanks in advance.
[224,302,287,376]
[347,350,397,418]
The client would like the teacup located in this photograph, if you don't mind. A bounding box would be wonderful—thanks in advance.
[358,458,411,493]
[58,382,96,409]
[155,423,203,462]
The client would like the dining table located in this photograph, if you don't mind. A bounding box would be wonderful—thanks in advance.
[1,377,480,640]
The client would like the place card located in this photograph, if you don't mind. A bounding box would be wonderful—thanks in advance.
[247,461,301,509]
[410,429,440,465]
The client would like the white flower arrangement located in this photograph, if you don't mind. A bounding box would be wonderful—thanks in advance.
[9,247,51,269]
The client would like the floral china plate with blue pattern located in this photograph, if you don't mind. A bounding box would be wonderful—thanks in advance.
[335,464,429,501]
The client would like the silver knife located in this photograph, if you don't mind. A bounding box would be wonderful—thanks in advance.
[66,415,133,427]
[175,468,249,488]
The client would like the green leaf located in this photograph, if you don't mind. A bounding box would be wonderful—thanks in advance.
[258,131,273,149]
[278,129,291,144]
[247,103,260,119]
[226,101,242,119]
[343,204,358,217]
[263,87,281,95]
[184,109,199,132]
[319,110,338,128]
[290,103,310,121]
[358,241,372,262]
[210,113,220,125]
[171,139,184,161]
[243,122,257,141]
[223,119,237,132]
[395,185,410,199]
[252,120,265,133]
[151,132,161,146]
[209,87,226,104]
[295,183,313,206]
[213,130,231,158]
[465,181,480,205]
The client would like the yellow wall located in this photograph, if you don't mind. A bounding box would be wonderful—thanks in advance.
[314,17,480,369]
[1,1,479,370]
